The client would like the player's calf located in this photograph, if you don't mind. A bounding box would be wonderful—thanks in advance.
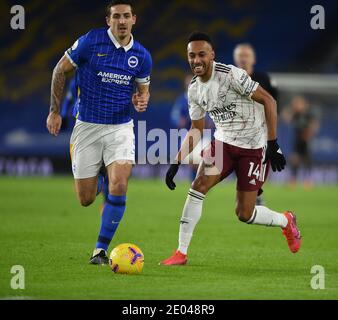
[94,194,127,257]
[191,174,219,196]
[191,176,210,195]
[235,204,255,222]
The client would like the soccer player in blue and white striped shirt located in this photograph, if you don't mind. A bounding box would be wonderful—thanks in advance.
[46,1,152,265]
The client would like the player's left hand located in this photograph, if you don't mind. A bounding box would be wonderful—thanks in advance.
[165,162,181,190]
[46,112,62,137]
[263,139,286,172]
[132,92,149,113]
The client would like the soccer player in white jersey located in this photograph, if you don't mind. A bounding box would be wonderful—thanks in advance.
[46,1,152,265]
[160,32,301,266]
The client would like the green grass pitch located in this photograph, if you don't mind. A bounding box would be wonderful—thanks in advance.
[0,176,337,300]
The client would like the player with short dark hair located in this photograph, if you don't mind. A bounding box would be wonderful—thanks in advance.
[46,1,152,265]
[160,32,301,266]
[106,0,134,16]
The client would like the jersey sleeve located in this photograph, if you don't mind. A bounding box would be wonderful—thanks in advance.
[188,89,206,120]
[65,32,91,68]
[135,50,152,85]
[230,66,259,97]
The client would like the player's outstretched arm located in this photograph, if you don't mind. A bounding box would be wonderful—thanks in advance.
[46,55,75,136]
[251,85,286,172]
[132,84,150,113]
[165,118,205,190]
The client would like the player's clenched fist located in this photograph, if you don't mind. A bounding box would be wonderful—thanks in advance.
[264,139,286,172]
[46,112,62,136]
[132,92,149,113]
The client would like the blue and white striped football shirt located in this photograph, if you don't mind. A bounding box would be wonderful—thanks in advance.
[65,28,152,125]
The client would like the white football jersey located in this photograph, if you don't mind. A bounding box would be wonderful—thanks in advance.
[188,61,267,149]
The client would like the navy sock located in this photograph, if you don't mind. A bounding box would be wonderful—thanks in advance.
[96,194,126,251]
[96,174,104,196]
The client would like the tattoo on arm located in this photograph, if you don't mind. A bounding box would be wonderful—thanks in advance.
[50,64,66,114]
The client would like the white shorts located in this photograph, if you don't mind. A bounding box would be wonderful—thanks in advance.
[70,119,135,179]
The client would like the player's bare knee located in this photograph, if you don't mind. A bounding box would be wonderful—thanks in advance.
[109,179,128,195]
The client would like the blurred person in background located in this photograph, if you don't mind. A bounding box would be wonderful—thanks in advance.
[233,43,278,101]
[170,74,193,132]
[281,95,320,188]
[233,43,279,205]
[170,74,214,181]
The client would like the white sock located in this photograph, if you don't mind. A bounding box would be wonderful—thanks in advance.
[246,206,288,228]
[178,189,205,255]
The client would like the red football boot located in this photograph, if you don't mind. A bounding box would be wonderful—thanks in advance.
[282,211,302,253]
[159,250,188,266]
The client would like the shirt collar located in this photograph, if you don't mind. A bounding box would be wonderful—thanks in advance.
[107,29,134,52]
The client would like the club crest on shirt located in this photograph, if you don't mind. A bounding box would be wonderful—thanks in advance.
[128,56,138,68]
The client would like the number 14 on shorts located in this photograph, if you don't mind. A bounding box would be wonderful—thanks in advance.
[248,161,266,182]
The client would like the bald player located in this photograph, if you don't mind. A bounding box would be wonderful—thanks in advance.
[233,43,278,101]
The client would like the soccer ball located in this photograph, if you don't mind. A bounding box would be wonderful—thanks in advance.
[109,243,144,274]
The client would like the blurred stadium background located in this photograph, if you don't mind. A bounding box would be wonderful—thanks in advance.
[1,0,338,184]
[1,0,338,300]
